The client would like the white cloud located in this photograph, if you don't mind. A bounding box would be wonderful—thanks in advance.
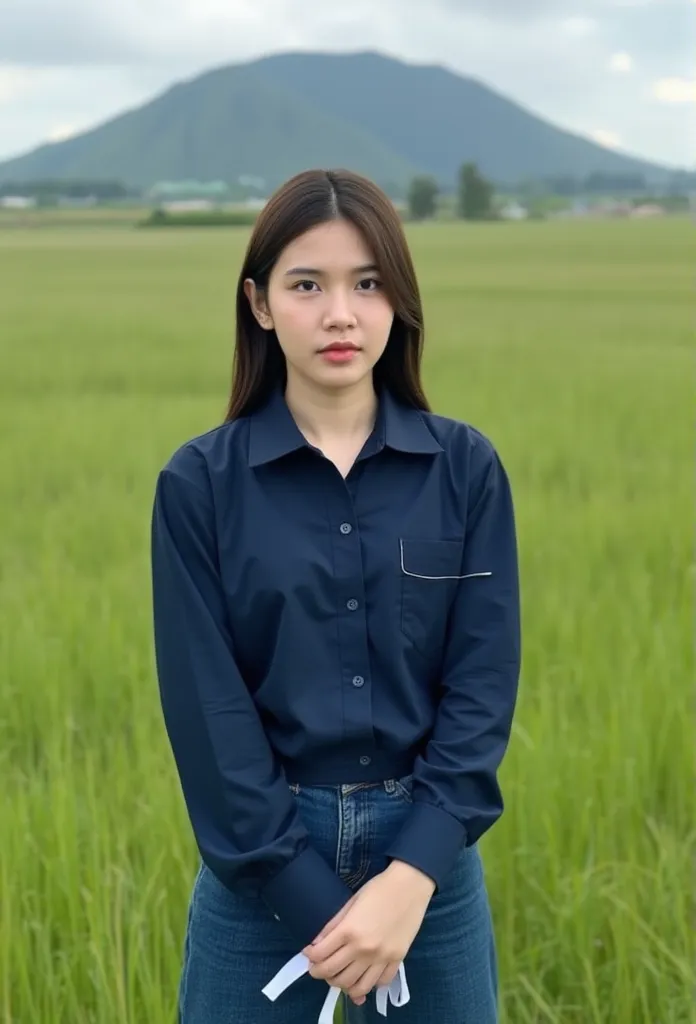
[0,0,692,169]
[46,122,82,142]
[652,77,696,103]
[591,128,623,148]
[0,66,44,104]
[608,52,634,72]
[560,17,599,36]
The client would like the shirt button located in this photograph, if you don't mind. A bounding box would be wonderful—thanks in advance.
[339,523,352,535]
[347,598,359,611]
[359,755,372,766]
[352,675,365,688]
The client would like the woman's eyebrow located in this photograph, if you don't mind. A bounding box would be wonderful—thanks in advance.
[284,264,379,277]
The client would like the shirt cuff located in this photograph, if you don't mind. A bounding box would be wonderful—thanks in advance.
[384,802,467,891]
[261,845,354,948]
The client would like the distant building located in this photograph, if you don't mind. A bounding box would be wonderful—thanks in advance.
[562,199,634,219]
[161,199,216,213]
[630,203,664,218]
[148,180,230,203]
[499,201,528,221]
[0,195,37,209]
[569,199,590,217]
[238,175,266,191]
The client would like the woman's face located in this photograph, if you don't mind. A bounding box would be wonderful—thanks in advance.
[245,218,395,393]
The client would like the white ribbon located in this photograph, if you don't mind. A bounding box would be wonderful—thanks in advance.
[262,951,410,1022]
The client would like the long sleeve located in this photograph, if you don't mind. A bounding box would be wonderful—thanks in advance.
[150,455,353,947]
[385,437,521,889]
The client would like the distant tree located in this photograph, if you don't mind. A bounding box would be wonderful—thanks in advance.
[544,175,580,197]
[457,162,494,220]
[583,171,646,195]
[407,175,439,220]
[666,170,696,195]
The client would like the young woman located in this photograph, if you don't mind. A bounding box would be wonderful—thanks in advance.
[150,168,521,1024]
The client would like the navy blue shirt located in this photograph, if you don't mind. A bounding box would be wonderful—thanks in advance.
[150,384,521,947]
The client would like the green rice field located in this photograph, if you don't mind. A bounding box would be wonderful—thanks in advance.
[0,216,692,1022]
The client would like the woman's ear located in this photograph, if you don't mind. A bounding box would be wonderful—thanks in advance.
[243,278,274,331]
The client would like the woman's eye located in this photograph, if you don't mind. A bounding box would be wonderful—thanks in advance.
[292,278,380,293]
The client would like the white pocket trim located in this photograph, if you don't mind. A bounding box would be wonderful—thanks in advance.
[399,540,492,581]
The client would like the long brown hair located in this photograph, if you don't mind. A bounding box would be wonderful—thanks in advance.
[224,168,430,422]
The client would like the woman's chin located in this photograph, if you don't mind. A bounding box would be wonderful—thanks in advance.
[302,361,374,391]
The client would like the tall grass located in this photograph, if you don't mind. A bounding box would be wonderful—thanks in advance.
[0,218,692,1022]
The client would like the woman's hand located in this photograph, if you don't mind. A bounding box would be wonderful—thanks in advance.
[302,861,435,1005]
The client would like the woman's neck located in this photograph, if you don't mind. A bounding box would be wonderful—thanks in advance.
[284,373,378,450]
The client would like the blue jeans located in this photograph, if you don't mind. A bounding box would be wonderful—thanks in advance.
[178,775,498,1023]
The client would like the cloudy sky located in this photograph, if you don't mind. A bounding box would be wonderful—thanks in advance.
[0,0,694,168]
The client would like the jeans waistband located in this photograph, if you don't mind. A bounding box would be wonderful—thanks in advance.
[282,747,417,787]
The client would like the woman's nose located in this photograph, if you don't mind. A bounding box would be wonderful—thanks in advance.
[323,291,357,330]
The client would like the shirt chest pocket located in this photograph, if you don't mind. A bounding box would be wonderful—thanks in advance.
[399,538,464,659]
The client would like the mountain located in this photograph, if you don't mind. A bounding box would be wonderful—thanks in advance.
[252,52,676,186]
[0,50,679,192]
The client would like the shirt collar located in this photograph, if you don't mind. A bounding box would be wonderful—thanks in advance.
[247,384,443,468]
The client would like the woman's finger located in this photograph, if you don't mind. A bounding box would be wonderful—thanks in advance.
[376,961,400,988]
[308,946,355,982]
[327,959,369,994]
[349,962,388,1001]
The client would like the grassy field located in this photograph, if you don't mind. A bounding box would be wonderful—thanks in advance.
[0,217,692,1023]
[0,206,145,229]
